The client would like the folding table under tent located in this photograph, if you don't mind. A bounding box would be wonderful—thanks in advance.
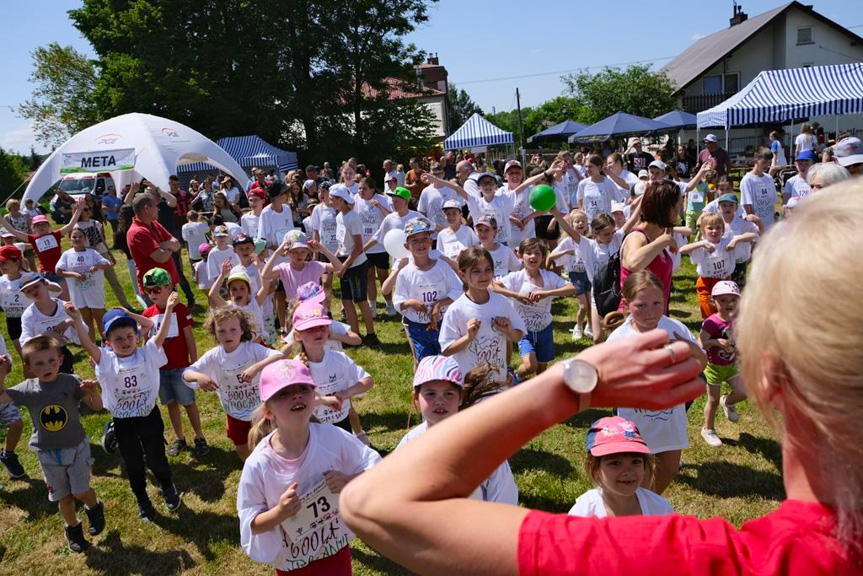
[696,63,863,148]
[527,120,587,144]
[178,135,299,176]
[568,112,671,144]
[444,113,513,150]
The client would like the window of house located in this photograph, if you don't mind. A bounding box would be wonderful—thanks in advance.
[703,75,723,95]
[724,73,740,94]
[797,27,813,45]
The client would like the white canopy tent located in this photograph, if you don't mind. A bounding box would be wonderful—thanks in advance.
[23,113,248,204]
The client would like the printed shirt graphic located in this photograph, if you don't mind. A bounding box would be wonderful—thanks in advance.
[703,314,736,366]
[304,351,370,424]
[6,375,87,451]
[500,269,567,332]
[97,339,167,419]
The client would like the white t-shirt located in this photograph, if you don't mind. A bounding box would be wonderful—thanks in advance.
[241,212,261,239]
[398,421,518,504]
[575,177,621,221]
[439,292,527,381]
[607,316,694,453]
[568,487,673,518]
[354,194,392,255]
[783,174,810,200]
[20,299,79,346]
[722,218,759,263]
[186,341,279,421]
[437,225,479,260]
[575,230,625,282]
[0,274,31,318]
[505,186,536,246]
[688,236,738,279]
[670,232,690,273]
[500,269,568,332]
[418,185,462,238]
[237,425,381,571]
[284,321,351,353]
[302,350,370,424]
[56,248,110,309]
[309,204,339,252]
[795,132,815,154]
[207,246,240,283]
[465,193,516,245]
[551,236,587,274]
[256,204,295,248]
[224,186,242,204]
[371,209,424,247]
[231,298,268,341]
[740,172,778,229]
[97,338,167,419]
[226,221,243,241]
[335,210,367,268]
[487,244,521,280]
[181,221,210,259]
[393,259,463,324]
[194,260,213,290]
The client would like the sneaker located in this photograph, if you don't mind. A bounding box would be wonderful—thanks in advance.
[368,303,378,319]
[0,450,26,479]
[64,522,89,553]
[101,420,117,455]
[85,500,106,536]
[138,499,156,522]
[571,325,583,341]
[720,395,739,423]
[701,427,723,447]
[363,333,380,347]
[163,484,182,512]
[584,323,594,339]
[339,309,347,322]
[193,437,209,457]
[385,301,397,317]
[168,439,188,457]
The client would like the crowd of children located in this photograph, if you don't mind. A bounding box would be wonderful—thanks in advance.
[0,141,854,573]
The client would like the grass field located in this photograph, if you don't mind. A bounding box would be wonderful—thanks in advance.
[0,232,785,575]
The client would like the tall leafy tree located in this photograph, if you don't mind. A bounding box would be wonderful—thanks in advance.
[18,43,101,148]
[0,148,30,199]
[561,64,676,123]
[447,83,483,130]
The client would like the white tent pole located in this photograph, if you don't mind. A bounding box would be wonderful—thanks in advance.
[836,115,839,139]
[790,120,795,155]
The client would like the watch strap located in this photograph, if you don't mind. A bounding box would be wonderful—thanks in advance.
[577,391,591,413]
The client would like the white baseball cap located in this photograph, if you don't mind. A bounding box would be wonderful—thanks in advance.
[835,137,863,167]
[649,160,666,171]
[329,185,355,204]
[711,280,740,298]
[504,160,522,173]
[611,202,625,214]
[703,134,719,143]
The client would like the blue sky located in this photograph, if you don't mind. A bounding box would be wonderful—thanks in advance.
[1,0,860,153]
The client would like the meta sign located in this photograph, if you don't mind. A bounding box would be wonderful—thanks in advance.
[60,148,136,174]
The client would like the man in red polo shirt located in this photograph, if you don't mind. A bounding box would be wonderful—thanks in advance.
[127,191,182,298]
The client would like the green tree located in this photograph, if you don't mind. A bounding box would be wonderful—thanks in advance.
[0,148,30,199]
[447,83,483,131]
[18,43,101,148]
[561,64,676,123]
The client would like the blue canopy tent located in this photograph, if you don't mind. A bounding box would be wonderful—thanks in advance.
[444,113,513,150]
[696,63,863,149]
[653,110,697,130]
[568,112,671,143]
[177,135,299,176]
[527,120,587,144]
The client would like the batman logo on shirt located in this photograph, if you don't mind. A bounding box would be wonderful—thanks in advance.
[40,405,68,432]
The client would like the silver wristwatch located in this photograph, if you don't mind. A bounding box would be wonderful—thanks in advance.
[562,358,598,412]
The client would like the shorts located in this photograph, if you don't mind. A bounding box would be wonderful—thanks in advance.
[534,215,560,240]
[275,545,351,576]
[37,439,93,502]
[705,362,740,386]
[338,259,369,302]
[226,414,252,446]
[158,368,197,406]
[696,276,728,319]
[404,318,442,361]
[0,401,22,427]
[685,208,703,231]
[518,323,555,363]
[331,416,353,434]
[70,285,106,309]
[60,346,74,374]
[366,251,390,270]
[568,271,591,296]
[6,316,22,340]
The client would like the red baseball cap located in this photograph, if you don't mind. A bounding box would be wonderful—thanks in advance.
[248,188,266,201]
[0,245,23,262]
[585,416,651,457]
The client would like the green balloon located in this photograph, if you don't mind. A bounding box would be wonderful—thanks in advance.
[529,184,556,211]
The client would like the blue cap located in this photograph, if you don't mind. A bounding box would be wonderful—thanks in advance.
[103,308,139,335]
[717,193,739,204]
[796,150,816,162]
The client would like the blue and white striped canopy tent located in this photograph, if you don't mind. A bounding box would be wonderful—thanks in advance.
[697,63,863,129]
[178,135,298,175]
[444,113,513,150]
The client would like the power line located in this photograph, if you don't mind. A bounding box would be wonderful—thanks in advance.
[454,55,675,85]
[817,44,862,61]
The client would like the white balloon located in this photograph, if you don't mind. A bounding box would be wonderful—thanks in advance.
[383,228,409,260]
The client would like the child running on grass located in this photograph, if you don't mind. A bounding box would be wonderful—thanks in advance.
[237,359,380,574]
[210,260,270,343]
[699,281,747,447]
[67,301,182,521]
[548,209,593,341]
[0,337,105,552]
[183,307,283,460]
[0,245,37,358]
[55,228,112,342]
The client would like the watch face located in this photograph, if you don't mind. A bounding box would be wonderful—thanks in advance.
[565,359,598,394]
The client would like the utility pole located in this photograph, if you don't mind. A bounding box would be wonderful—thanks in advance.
[516,88,524,150]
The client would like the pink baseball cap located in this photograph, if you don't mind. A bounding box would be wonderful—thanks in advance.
[292,301,331,331]
[31,215,49,225]
[585,416,651,457]
[412,355,464,388]
[297,281,326,304]
[259,359,316,402]
[711,280,740,298]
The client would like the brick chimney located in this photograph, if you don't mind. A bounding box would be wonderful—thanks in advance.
[427,53,439,66]
[730,1,748,27]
